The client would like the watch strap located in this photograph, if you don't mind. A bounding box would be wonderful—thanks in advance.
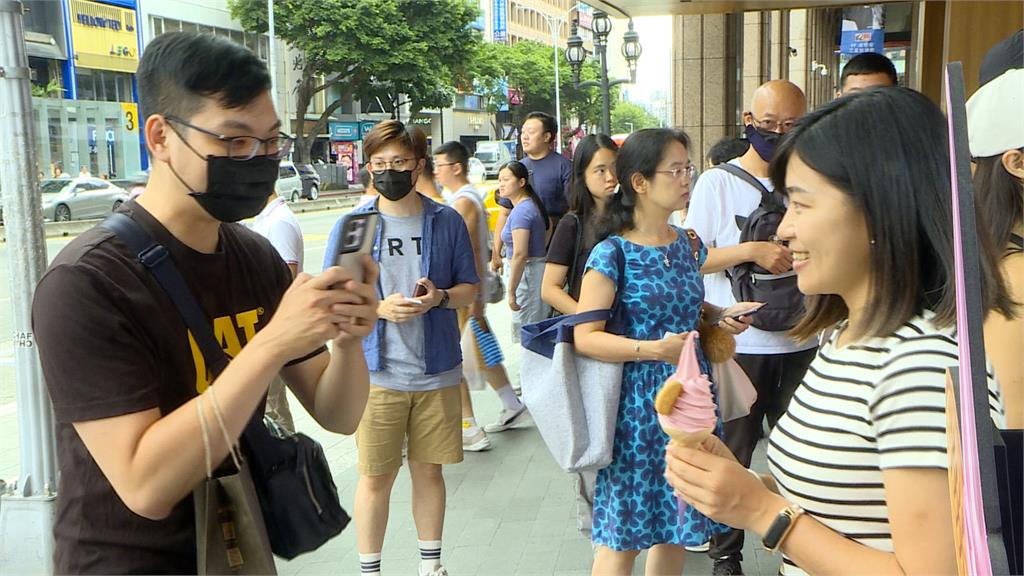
[761,503,804,553]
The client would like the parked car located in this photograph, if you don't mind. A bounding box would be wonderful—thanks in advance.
[275,161,304,202]
[40,177,128,222]
[112,170,149,201]
[295,163,321,200]
[467,157,486,184]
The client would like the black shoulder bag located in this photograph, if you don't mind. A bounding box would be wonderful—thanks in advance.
[100,213,350,561]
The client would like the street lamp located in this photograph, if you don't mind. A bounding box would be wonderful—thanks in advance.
[565,12,642,135]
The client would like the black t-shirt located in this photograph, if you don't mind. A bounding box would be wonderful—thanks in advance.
[32,201,305,574]
[545,213,598,301]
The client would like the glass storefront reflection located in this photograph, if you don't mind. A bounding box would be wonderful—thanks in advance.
[32,97,142,179]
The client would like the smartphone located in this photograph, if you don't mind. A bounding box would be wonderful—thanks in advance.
[413,282,429,298]
[404,298,423,305]
[715,302,766,325]
[332,211,378,284]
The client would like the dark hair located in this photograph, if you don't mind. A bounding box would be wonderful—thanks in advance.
[363,120,428,161]
[770,86,1014,342]
[524,111,558,141]
[974,151,1024,254]
[422,154,435,178]
[839,52,898,90]
[138,32,271,121]
[500,161,550,230]
[602,128,691,237]
[358,167,372,189]
[434,140,470,172]
[707,137,749,166]
[568,134,619,240]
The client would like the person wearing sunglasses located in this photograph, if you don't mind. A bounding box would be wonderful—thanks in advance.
[31,32,379,574]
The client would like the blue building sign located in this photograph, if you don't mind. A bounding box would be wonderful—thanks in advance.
[359,121,380,138]
[840,29,884,55]
[329,121,360,141]
[493,0,507,42]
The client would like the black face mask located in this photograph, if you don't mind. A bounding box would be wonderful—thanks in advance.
[168,154,280,223]
[373,169,415,201]
[744,123,783,163]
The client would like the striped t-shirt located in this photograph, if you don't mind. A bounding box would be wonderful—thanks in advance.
[766,311,1006,575]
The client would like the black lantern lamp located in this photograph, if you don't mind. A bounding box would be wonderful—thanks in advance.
[565,22,587,84]
[591,10,612,45]
[622,19,642,83]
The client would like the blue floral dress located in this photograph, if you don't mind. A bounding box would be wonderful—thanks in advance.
[586,228,730,551]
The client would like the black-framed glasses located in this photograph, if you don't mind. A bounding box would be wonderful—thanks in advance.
[369,158,417,172]
[748,113,796,133]
[654,164,697,181]
[165,115,294,161]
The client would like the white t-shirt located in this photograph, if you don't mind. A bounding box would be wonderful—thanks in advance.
[683,159,814,354]
[448,184,489,277]
[251,197,304,272]
[767,311,1006,575]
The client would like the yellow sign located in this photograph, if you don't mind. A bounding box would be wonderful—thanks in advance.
[120,102,138,132]
[70,0,139,73]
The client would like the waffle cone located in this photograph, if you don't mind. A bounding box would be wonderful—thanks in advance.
[662,427,713,448]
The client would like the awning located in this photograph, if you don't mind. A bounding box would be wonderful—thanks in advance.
[587,0,903,17]
[24,31,66,61]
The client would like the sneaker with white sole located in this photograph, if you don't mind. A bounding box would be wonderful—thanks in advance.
[463,428,492,452]
[420,564,448,576]
[483,406,531,433]
[685,540,710,553]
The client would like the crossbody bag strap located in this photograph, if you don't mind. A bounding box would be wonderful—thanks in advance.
[714,163,775,207]
[566,213,584,296]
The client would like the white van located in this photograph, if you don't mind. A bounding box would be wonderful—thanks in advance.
[474,141,514,179]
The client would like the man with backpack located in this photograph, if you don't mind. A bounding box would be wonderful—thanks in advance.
[683,79,817,576]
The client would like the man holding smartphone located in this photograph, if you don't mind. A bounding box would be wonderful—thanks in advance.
[30,32,378,573]
[342,121,479,576]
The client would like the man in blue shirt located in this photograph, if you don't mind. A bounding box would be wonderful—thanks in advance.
[338,121,479,576]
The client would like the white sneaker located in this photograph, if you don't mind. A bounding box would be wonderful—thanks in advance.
[420,564,448,576]
[483,406,531,433]
[463,428,492,452]
[684,540,710,553]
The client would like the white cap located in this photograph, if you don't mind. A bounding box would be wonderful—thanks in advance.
[966,68,1024,158]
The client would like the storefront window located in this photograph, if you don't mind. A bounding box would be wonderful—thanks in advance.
[33,98,142,179]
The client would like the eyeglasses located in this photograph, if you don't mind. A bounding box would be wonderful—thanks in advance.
[369,158,417,172]
[165,115,294,161]
[748,114,796,133]
[434,161,459,169]
[654,164,697,181]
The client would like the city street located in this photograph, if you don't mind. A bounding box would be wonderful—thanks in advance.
[0,204,779,575]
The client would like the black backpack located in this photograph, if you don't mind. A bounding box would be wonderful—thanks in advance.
[714,163,804,332]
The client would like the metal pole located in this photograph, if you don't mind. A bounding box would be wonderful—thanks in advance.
[0,0,57,573]
[551,16,561,153]
[600,41,611,135]
[267,0,278,112]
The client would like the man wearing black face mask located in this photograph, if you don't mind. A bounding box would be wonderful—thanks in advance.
[683,79,817,576]
[30,32,379,574]
[339,121,479,576]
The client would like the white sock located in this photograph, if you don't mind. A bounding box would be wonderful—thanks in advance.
[496,385,524,412]
[359,552,381,575]
[419,539,442,573]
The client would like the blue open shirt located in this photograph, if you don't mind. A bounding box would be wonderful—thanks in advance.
[325,195,480,375]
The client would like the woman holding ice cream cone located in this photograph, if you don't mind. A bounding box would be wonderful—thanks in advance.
[665,87,1010,576]
[574,128,753,575]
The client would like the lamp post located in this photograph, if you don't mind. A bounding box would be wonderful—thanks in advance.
[565,12,642,135]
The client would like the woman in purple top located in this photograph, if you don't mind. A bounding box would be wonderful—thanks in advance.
[497,161,551,342]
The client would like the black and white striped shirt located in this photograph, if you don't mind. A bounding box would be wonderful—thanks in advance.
[767,312,1006,575]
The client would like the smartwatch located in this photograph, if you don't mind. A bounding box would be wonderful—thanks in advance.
[761,503,804,553]
[437,289,450,309]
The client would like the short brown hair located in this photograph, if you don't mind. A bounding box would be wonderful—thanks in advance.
[362,120,428,161]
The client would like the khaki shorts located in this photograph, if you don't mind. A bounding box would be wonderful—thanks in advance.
[356,384,463,476]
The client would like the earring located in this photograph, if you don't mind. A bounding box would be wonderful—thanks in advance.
[870,239,877,245]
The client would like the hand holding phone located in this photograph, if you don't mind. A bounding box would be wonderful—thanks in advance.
[331,211,379,284]
[715,302,765,326]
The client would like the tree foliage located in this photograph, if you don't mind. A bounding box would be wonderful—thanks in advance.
[611,101,661,134]
[464,39,617,140]
[229,0,480,161]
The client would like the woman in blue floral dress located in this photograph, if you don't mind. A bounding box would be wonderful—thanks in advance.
[574,128,749,574]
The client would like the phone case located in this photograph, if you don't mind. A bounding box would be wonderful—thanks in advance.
[332,212,379,284]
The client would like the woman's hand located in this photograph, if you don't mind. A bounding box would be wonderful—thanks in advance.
[653,332,690,363]
[665,442,786,533]
[508,291,522,312]
[718,315,752,335]
[490,254,504,274]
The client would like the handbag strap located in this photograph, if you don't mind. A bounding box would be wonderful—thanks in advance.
[713,163,776,207]
[100,213,265,441]
[565,213,584,297]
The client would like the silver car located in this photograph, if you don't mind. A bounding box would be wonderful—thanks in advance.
[40,177,129,222]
